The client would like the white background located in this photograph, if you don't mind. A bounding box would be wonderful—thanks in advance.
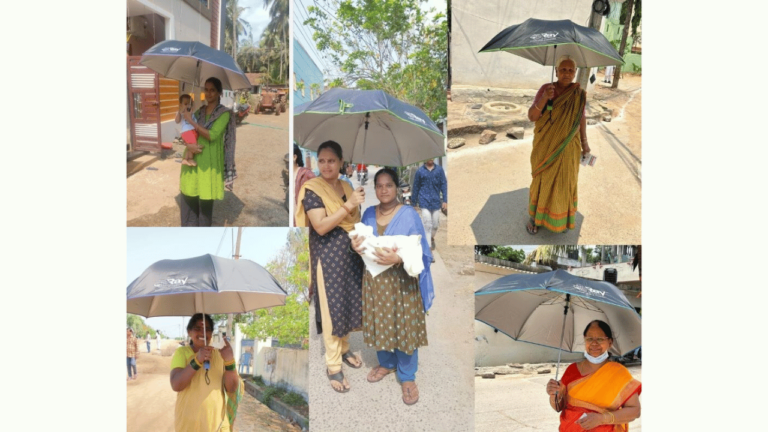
[1,1,766,430]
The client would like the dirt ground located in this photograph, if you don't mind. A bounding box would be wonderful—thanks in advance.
[126,343,301,432]
[127,111,289,227]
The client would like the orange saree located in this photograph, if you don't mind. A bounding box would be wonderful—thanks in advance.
[559,362,641,432]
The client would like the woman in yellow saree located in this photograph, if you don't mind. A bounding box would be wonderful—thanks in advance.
[546,320,641,431]
[526,56,591,234]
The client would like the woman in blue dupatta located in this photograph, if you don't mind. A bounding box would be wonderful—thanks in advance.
[351,168,434,406]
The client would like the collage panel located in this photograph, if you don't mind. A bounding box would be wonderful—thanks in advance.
[473,245,642,431]
[448,0,642,245]
[127,227,310,431]
[126,0,290,228]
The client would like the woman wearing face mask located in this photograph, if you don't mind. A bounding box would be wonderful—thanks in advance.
[546,320,641,431]
[169,314,241,432]
[526,55,590,235]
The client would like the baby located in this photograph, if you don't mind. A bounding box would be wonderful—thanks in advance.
[175,94,202,166]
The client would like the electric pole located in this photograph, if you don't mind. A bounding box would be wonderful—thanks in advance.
[226,227,243,341]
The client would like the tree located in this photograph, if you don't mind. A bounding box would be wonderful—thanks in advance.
[240,294,309,348]
[305,0,447,121]
[225,0,252,59]
[612,0,635,88]
[127,314,156,338]
[263,0,289,83]
[487,246,525,263]
[475,245,497,256]
[523,245,579,267]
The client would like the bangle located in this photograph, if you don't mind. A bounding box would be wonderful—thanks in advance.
[223,359,236,367]
[190,358,201,370]
[604,411,614,424]
[225,363,236,371]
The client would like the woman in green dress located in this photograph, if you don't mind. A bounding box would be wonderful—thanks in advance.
[179,77,232,226]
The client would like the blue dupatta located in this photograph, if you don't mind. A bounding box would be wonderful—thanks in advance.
[361,205,434,312]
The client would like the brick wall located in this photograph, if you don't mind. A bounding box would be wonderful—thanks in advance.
[210,0,220,49]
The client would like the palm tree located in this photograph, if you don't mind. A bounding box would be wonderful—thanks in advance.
[263,0,288,83]
[225,0,252,59]
[523,246,582,267]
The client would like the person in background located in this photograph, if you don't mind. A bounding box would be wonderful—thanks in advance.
[339,162,354,189]
[294,144,317,227]
[156,331,161,351]
[127,328,139,381]
[411,159,447,253]
[145,333,151,353]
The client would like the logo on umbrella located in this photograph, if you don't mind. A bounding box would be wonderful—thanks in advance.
[154,277,189,288]
[161,47,181,53]
[529,32,559,42]
[572,283,606,297]
[404,111,426,125]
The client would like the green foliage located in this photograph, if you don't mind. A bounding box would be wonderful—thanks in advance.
[127,314,156,338]
[620,0,641,43]
[474,245,497,256]
[240,294,309,347]
[305,0,447,121]
[282,391,307,407]
[487,246,525,263]
[252,375,266,387]
[261,386,286,406]
[631,64,642,74]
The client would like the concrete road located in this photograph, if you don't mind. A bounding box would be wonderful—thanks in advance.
[127,112,289,227]
[447,88,641,246]
[307,238,475,431]
[475,364,642,431]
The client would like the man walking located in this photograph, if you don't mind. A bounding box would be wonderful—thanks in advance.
[127,328,139,381]
[145,333,151,353]
[412,159,447,257]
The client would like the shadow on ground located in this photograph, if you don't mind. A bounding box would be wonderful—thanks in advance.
[470,188,584,245]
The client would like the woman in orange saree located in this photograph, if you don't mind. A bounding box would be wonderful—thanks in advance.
[526,56,590,234]
[547,320,641,431]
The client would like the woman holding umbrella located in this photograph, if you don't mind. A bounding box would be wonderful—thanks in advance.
[295,141,366,393]
[351,168,433,405]
[546,320,641,431]
[525,56,590,235]
[179,77,233,227]
[170,314,240,432]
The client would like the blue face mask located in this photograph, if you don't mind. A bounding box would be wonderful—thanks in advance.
[584,350,610,364]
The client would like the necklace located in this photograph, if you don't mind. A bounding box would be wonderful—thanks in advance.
[378,203,398,216]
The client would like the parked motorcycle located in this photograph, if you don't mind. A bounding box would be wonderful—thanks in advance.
[357,165,368,185]
[398,181,412,206]
[235,103,250,125]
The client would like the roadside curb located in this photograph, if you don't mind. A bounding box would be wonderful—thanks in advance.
[243,378,309,430]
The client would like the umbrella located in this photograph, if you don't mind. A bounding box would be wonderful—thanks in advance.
[294,88,445,167]
[127,254,287,380]
[474,269,640,381]
[140,40,251,90]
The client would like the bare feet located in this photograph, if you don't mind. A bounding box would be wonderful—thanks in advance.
[181,159,196,166]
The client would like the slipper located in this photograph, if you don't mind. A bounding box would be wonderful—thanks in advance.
[401,381,419,405]
[327,370,349,393]
[367,365,395,383]
[342,351,362,369]
[526,219,538,235]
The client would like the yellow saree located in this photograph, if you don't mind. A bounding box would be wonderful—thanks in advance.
[295,177,360,231]
[560,362,642,432]
[529,84,586,233]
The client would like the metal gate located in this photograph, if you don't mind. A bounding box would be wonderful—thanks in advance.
[127,56,162,152]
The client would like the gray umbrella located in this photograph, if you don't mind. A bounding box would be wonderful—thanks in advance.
[475,269,640,380]
[294,88,445,167]
[140,40,251,90]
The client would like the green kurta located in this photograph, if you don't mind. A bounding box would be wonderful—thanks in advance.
[179,111,230,200]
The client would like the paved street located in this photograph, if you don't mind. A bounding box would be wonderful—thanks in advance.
[307,203,475,431]
[127,111,289,227]
[475,364,642,431]
[447,84,641,246]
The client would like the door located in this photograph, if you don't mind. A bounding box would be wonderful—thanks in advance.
[127,56,161,152]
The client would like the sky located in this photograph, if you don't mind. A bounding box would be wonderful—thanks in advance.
[293,0,447,83]
[238,0,271,45]
[127,227,292,337]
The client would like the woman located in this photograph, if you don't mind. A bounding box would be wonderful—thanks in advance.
[526,56,590,234]
[295,141,366,393]
[170,314,241,432]
[126,328,139,381]
[293,143,316,226]
[179,77,235,227]
[351,168,434,406]
[546,320,641,431]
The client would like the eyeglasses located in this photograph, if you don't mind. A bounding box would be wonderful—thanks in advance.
[585,337,610,344]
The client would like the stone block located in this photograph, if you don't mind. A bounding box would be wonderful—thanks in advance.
[506,127,524,140]
[481,373,496,379]
[448,137,466,149]
[479,130,497,145]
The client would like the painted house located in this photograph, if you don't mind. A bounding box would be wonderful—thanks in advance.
[127,0,223,152]
[602,1,642,73]
[293,38,324,173]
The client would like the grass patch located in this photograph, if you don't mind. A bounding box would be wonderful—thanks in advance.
[252,377,308,408]
[251,375,265,387]
[261,386,286,406]
[281,391,307,407]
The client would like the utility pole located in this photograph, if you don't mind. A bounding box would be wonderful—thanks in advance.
[232,1,238,60]
[226,227,243,341]
[577,8,604,89]
[613,0,635,89]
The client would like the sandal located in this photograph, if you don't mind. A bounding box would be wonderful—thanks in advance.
[327,369,349,393]
[342,351,362,369]
[526,219,538,235]
[401,381,419,405]
[367,365,395,383]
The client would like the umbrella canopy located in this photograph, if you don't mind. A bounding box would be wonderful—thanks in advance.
[140,40,251,90]
[475,269,640,356]
[479,18,624,68]
[127,254,287,317]
[294,88,445,167]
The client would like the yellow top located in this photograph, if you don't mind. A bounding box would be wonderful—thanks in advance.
[170,346,230,432]
[295,176,360,231]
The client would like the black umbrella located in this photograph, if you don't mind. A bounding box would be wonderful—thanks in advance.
[475,269,640,381]
[140,40,251,90]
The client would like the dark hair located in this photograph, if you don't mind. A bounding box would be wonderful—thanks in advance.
[583,320,613,339]
[187,313,214,332]
[374,167,399,187]
[205,77,223,94]
[293,144,304,167]
[317,140,343,160]
[179,94,192,103]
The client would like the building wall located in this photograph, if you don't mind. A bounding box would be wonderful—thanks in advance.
[602,2,641,73]
[451,0,593,90]
[254,347,309,399]
[293,39,324,106]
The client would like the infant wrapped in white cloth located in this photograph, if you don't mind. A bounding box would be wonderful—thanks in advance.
[348,222,424,278]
